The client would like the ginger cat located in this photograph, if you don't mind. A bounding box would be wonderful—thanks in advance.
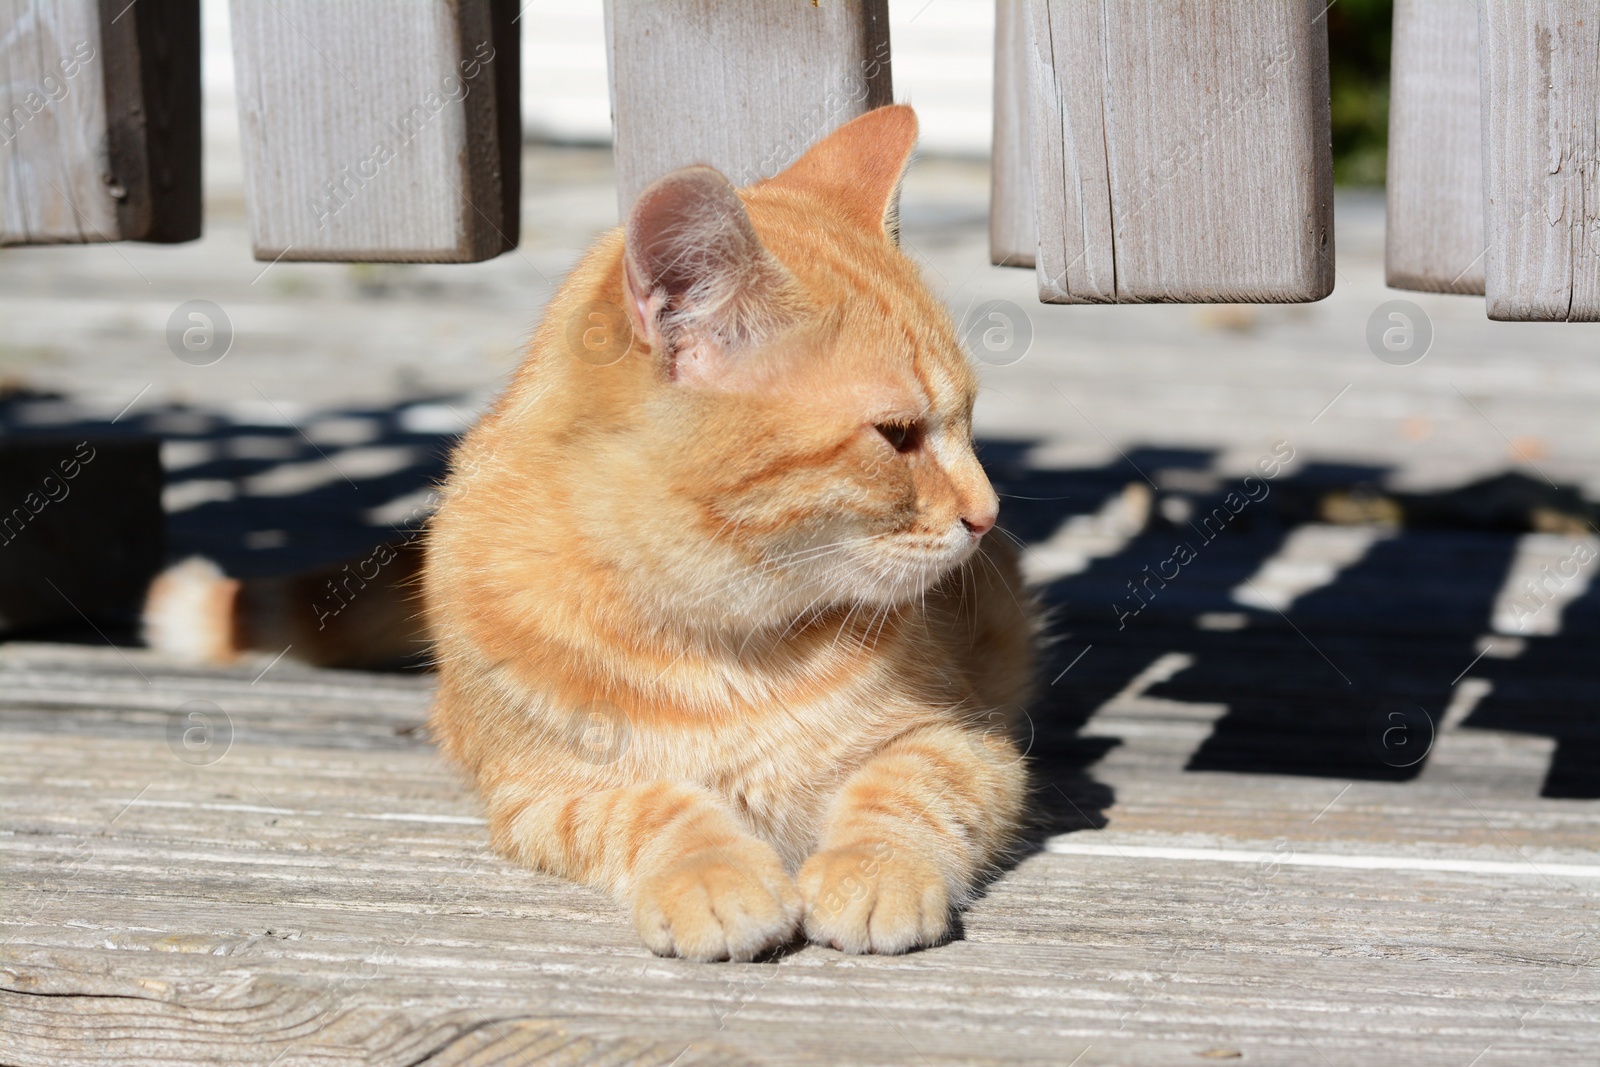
[424,105,1036,960]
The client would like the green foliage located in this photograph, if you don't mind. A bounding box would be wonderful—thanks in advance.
[1326,0,1393,186]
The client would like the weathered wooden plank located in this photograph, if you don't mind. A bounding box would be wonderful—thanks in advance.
[98,0,201,243]
[2,642,1597,1065]
[228,0,519,263]
[1480,0,1600,321]
[0,950,757,1067]
[1026,0,1334,303]
[988,0,1034,268]
[603,0,892,214]
[3,739,1595,1066]
[1385,0,1485,294]
[1,0,113,243]
[0,0,199,246]
[1026,0,1112,301]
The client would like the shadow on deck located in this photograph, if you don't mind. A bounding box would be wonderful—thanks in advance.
[9,388,1600,812]
[5,387,1598,814]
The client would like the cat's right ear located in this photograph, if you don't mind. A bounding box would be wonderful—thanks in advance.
[622,166,802,386]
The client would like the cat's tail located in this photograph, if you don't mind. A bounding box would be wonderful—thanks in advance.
[142,539,427,670]
[142,558,243,664]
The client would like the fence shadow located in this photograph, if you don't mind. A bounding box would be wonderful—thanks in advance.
[5,387,1594,807]
[982,437,1599,809]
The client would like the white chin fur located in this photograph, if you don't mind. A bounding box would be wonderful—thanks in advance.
[848,550,967,607]
[142,557,240,663]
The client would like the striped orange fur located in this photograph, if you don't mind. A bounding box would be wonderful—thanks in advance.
[424,105,1036,960]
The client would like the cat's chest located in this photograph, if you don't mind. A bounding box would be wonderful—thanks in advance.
[661,635,961,784]
[653,683,926,851]
[675,688,897,781]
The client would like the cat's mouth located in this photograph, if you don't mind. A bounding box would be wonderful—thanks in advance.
[845,526,977,603]
[756,523,977,612]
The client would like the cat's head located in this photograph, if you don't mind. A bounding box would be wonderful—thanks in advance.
[569,106,998,630]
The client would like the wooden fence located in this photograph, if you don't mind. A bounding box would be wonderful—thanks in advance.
[0,1,1595,319]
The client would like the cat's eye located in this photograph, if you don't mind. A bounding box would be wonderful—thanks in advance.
[875,421,922,453]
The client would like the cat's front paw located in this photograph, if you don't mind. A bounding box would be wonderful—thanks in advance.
[799,843,950,954]
[632,840,802,962]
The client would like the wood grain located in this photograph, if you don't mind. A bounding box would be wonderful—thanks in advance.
[0,0,197,245]
[1026,0,1334,304]
[1480,0,1600,321]
[1385,0,1485,294]
[1,0,111,243]
[988,0,1034,268]
[2,638,1596,1066]
[604,0,892,214]
[228,0,519,263]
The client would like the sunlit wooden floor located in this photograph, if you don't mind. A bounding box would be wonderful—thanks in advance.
[2,634,1595,1066]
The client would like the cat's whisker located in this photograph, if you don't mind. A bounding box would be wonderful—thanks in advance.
[767,592,832,646]
[990,523,1027,551]
[704,515,746,550]
[866,590,904,650]
[759,532,887,571]
[675,536,836,612]
[736,574,845,655]
[972,541,1031,619]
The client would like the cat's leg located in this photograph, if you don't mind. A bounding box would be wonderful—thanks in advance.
[798,724,1025,954]
[490,780,802,962]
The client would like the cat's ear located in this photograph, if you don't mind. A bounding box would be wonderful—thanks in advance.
[623,165,802,385]
[766,104,918,239]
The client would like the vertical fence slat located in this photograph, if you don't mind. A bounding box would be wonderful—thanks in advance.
[1385,0,1484,294]
[0,0,198,245]
[604,0,891,214]
[101,0,202,243]
[1027,0,1334,304]
[1,0,115,243]
[229,0,519,263]
[1480,1,1600,321]
[989,0,1033,268]
[1027,0,1114,302]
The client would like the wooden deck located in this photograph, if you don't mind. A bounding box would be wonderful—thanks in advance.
[3,635,1595,1066]
[3,146,1599,1064]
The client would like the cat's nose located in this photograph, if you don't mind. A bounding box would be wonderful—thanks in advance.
[961,511,996,539]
